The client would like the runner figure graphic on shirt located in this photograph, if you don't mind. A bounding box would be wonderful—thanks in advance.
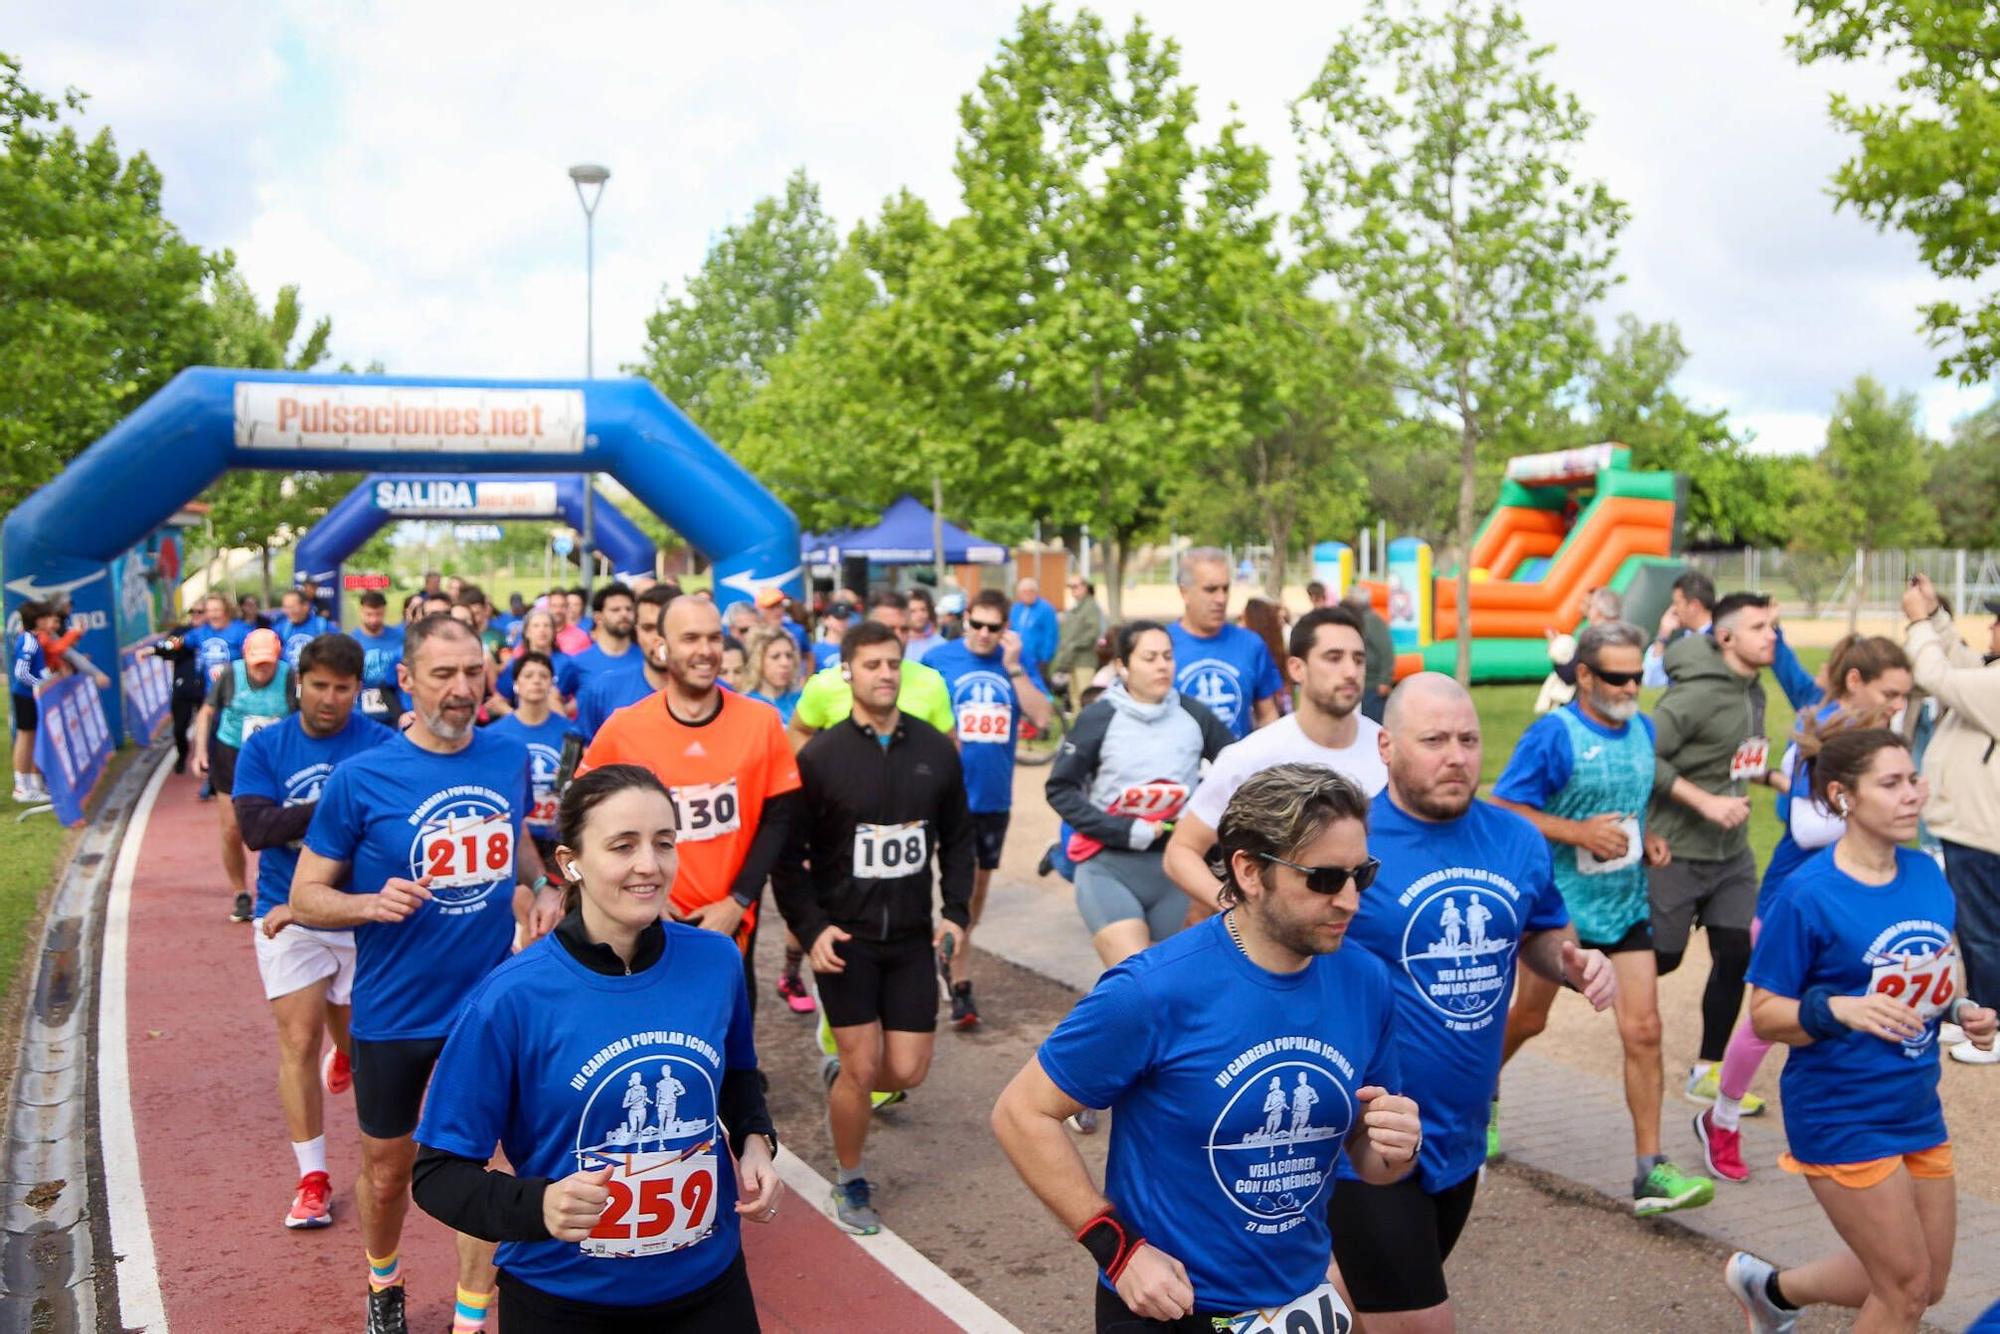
[1288,1072,1320,1139]
[622,1072,649,1137]
[574,1054,721,1258]
[1465,898,1493,954]
[1438,897,1464,954]
[653,1067,686,1150]
[1262,1076,1287,1141]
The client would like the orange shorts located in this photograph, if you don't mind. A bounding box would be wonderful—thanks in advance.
[1780,1143,1954,1189]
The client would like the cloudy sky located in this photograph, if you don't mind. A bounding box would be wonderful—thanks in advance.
[12,0,1990,454]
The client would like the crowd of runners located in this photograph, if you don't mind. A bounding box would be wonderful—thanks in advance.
[89,547,2000,1332]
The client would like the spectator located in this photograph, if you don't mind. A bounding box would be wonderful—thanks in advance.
[1053,575,1106,711]
[1343,586,1396,724]
[756,587,811,657]
[1642,571,1717,688]
[1306,579,1330,608]
[1009,576,1060,682]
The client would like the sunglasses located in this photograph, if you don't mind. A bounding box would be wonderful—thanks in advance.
[966,619,1005,633]
[1258,852,1381,895]
[1583,665,1641,687]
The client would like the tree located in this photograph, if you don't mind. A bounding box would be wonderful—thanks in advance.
[1294,0,1627,681]
[1791,3,2000,383]
[1927,400,2000,548]
[1819,374,1941,548]
[0,53,215,513]
[629,168,838,448]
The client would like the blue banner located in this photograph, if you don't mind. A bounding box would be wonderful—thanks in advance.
[33,676,113,826]
[120,639,173,744]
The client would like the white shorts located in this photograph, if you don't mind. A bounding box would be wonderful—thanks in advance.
[253,920,356,1003]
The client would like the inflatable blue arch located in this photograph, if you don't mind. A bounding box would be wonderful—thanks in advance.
[294,473,659,620]
[3,369,801,744]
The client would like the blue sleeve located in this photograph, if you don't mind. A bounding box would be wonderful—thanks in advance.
[494,661,517,704]
[1746,891,1814,998]
[11,634,38,692]
[1491,715,1572,807]
[233,730,281,802]
[1771,629,1823,713]
[555,656,580,699]
[416,981,519,1159]
[1521,834,1569,932]
[723,944,758,1072]
[1251,639,1284,702]
[303,766,366,867]
[1035,965,1157,1110]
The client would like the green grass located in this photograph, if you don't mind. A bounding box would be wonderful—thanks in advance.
[0,790,76,1003]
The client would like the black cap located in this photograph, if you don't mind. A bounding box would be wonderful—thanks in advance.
[1983,598,2000,618]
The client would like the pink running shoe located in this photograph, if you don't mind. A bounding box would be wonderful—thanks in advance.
[776,972,816,1015]
[1694,1107,1749,1183]
[285,1170,333,1229]
[322,1046,352,1096]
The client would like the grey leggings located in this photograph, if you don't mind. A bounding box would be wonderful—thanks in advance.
[1075,848,1184,941]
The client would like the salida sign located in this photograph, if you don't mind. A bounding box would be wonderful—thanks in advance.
[370,479,561,517]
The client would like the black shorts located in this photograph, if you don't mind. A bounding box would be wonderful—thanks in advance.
[351,1036,447,1139]
[1327,1170,1480,1313]
[208,741,240,795]
[971,810,1011,872]
[814,933,938,1033]
[10,692,35,734]
[1579,918,1654,954]
[1094,1283,1234,1332]
[498,1251,758,1333]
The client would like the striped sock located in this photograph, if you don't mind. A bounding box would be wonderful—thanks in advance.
[452,1285,494,1333]
[366,1251,400,1292]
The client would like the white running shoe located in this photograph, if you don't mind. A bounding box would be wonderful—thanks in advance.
[1948,1039,1998,1065]
[1724,1251,1799,1333]
[1940,1021,1967,1047]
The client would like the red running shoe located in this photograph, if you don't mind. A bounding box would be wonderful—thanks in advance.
[322,1046,352,1096]
[285,1170,333,1229]
[1693,1107,1749,1183]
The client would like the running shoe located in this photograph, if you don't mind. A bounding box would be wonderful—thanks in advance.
[870,1089,907,1112]
[820,1054,840,1091]
[1940,1020,1967,1047]
[284,1170,333,1229]
[365,1282,407,1334]
[1485,1100,1502,1161]
[1948,1038,1999,1065]
[230,892,253,923]
[776,972,816,1015]
[949,981,980,1031]
[832,1178,881,1235]
[9,782,30,804]
[1634,1160,1713,1216]
[1723,1251,1799,1333]
[816,1010,838,1058]
[1693,1107,1749,1183]
[1685,1067,1764,1115]
[322,1045,352,1096]
[1066,1108,1099,1134]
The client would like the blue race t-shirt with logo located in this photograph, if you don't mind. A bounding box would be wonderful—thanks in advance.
[1747,845,1956,1165]
[567,643,643,700]
[1038,914,1399,1314]
[184,621,249,683]
[233,711,393,919]
[577,670,657,741]
[1165,622,1283,741]
[488,711,581,841]
[924,639,1020,813]
[303,728,531,1041]
[351,625,406,692]
[275,613,332,667]
[1342,794,1568,1191]
[418,924,755,1306]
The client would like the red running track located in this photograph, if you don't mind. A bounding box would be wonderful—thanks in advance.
[108,765,969,1332]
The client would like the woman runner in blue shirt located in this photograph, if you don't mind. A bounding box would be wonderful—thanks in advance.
[1727,729,1997,1334]
[412,764,781,1333]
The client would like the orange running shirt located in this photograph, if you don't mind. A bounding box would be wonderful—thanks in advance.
[579,690,801,927]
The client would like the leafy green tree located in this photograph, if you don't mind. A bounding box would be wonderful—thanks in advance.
[629,168,838,447]
[1294,0,1627,681]
[1927,400,2000,548]
[1791,3,2000,383]
[0,53,215,513]
[1820,374,1941,548]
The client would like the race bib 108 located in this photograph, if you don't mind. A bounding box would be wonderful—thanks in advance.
[854,822,927,879]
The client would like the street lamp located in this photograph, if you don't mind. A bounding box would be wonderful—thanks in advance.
[567,162,609,597]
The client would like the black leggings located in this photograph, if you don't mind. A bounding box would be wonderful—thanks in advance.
[170,688,202,762]
[1696,926,1752,1063]
[497,1252,758,1332]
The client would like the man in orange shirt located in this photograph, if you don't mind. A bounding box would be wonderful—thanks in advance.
[580,597,801,971]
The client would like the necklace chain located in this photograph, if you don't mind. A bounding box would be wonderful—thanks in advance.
[1224,907,1249,958]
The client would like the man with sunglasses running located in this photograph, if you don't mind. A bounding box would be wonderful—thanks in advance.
[923,588,1054,1029]
[1330,673,1615,1331]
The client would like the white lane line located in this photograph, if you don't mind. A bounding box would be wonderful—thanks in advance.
[771,1146,1019,1333]
[97,757,173,1333]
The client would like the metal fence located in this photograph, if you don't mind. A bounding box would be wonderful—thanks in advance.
[1684,548,2000,619]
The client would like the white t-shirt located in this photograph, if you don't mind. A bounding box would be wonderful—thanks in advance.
[1185,713,1388,828]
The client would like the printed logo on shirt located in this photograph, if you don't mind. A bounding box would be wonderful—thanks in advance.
[951,670,1015,745]
[1206,1037,1356,1234]
[1395,869,1525,1032]
[1179,657,1244,726]
[567,1031,722,1260]
[1863,919,1957,1057]
[405,784,517,913]
[282,761,336,807]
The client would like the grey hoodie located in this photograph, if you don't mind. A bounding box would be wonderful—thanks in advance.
[1045,681,1235,850]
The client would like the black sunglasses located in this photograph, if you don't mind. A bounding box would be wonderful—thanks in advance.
[1258,852,1381,895]
[966,619,1005,633]
[1583,664,1642,687]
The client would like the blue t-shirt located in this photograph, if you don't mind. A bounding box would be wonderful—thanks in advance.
[1747,846,1956,1164]
[183,621,249,683]
[496,652,580,705]
[275,613,332,667]
[1343,794,1568,1190]
[747,687,801,724]
[1492,706,1655,803]
[925,639,1020,813]
[1165,623,1283,741]
[488,711,581,840]
[10,631,46,696]
[1037,914,1399,1313]
[233,711,393,918]
[567,643,643,700]
[810,641,842,672]
[303,728,532,1040]
[1009,598,1059,671]
[418,925,756,1306]
[577,670,658,740]
[351,625,406,691]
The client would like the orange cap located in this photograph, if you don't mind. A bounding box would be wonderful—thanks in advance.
[754,587,786,609]
[243,628,282,665]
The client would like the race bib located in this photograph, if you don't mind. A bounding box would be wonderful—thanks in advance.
[671,780,742,844]
[1729,737,1769,782]
[854,821,927,879]
[582,1144,719,1259]
[1219,1280,1354,1334]
[421,812,516,889]
[1109,780,1189,821]
[1575,816,1642,875]
[957,701,1012,744]
[240,714,283,740]
[1871,944,1958,1022]
[527,793,560,829]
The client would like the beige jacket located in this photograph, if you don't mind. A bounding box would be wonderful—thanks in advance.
[1907,608,2000,855]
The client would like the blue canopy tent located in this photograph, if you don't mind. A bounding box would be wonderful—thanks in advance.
[802,495,1008,566]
